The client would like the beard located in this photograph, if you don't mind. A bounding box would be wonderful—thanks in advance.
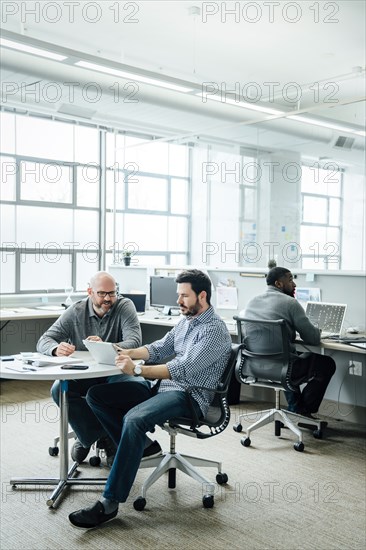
[93,300,113,316]
[180,298,201,317]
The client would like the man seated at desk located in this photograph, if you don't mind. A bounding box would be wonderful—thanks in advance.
[37,271,162,467]
[68,269,232,528]
[242,266,336,416]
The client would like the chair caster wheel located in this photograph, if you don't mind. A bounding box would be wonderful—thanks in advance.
[202,495,214,508]
[48,446,59,456]
[133,497,146,511]
[294,442,304,452]
[313,429,323,439]
[241,437,251,447]
[216,472,228,485]
[89,456,101,467]
[233,423,243,433]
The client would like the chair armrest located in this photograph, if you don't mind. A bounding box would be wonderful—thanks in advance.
[181,383,229,428]
[172,344,243,430]
[181,386,205,428]
[170,385,222,429]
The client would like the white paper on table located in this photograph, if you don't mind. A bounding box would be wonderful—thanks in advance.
[16,353,80,367]
[216,286,238,309]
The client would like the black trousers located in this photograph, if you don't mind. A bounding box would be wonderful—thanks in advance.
[286,352,336,414]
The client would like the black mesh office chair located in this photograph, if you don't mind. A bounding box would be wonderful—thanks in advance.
[133,344,243,511]
[233,317,327,452]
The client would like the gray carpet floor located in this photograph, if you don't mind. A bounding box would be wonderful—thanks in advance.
[1,379,365,550]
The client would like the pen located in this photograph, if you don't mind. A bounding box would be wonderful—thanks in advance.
[23,366,37,371]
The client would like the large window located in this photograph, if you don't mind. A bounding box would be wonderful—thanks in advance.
[0,112,101,293]
[300,165,342,270]
[193,144,258,267]
[0,111,191,294]
[239,156,259,264]
[105,133,190,267]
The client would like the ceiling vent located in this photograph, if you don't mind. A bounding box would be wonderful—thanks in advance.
[57,104,96,119]
[240,145,272,156]
[333,135,355,150]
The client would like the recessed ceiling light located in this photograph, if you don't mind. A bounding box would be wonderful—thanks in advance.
[287,115,361,135]
[196,93,284,116]
[75,61,194,93]
[0,38,68,61]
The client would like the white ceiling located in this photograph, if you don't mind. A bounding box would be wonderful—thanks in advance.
[1,0,365,166]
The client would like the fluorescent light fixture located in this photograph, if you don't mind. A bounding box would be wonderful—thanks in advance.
[287,115,362,135]
[354,130,366,137]
[75,61,194,93]
[0,38,67,61]
[196,93,284,116]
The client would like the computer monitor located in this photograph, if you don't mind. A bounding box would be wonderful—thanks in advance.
[150,276,178,315]
[122,293,146,313]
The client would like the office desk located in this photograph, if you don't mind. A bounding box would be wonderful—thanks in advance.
[1,306,363,351]
[0,307,64,322]
[0,308,67,355]
[1,308,364,419]
[319,339,366,354]
[138,310,238,334]
[0,351,118,508]
[296,337,366,355]
[0,307,238,334]
[1,308,238,357]
[3,307,363,400]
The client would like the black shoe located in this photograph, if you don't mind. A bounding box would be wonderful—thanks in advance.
[141,440,162,461]
[71,440,91,463]
[97,436,117,468]
[69,501,118,529]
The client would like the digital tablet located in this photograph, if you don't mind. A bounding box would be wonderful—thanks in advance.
[82,340,118,365]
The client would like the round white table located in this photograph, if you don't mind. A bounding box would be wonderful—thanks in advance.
[0,351,120,508]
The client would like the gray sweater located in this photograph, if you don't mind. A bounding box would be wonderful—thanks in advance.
[244,286,320,354]
[37,297,142,356]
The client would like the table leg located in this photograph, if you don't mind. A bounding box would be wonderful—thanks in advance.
[10,379,108,508]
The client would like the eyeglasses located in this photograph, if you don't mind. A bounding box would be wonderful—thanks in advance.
[95,291,117,298]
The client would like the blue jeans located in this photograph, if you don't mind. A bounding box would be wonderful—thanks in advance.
[86,384,201,503]
[51,374,146,447]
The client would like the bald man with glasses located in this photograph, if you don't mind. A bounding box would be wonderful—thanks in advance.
[37,271,161,467]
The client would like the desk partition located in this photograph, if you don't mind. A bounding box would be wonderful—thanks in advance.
[106,265,366,332]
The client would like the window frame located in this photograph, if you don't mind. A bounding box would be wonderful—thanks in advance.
[0,147,102,294]
[0,113,191,294]
[105,131,191,267]
[300,166,343,269]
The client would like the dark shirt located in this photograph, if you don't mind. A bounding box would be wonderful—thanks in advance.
[37,297,142,355]
[244,286,320,354]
